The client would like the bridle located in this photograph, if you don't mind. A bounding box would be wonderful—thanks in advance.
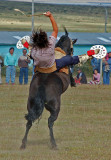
[70,39,74,56]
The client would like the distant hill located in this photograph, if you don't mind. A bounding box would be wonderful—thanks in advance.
[0,0,111,32]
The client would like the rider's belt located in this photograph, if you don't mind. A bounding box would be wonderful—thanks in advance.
[34,62,57,73]
[34,62,69,74]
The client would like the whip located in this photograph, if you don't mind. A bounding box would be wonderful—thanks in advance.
[14,9,46,17]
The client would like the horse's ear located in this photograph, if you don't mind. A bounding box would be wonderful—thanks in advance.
[72,39,77,44]
[62,25,68,36]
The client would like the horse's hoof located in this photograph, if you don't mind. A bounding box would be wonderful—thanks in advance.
[20,143,26,150]
[51,144,58,150]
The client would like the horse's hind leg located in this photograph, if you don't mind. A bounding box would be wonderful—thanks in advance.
[20,120,32,149]
[46,100,60,149]
[48,114,57,149]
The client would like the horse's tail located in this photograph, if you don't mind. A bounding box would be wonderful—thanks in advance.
[25,85,45,122]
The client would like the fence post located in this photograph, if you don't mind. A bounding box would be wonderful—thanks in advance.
[32,0,34,32]
[100,59,103,84]
[104,7,108,33]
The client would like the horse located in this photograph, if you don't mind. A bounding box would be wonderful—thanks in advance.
[20,28,77,149]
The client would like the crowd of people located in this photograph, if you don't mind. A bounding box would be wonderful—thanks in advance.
[74,68,100,85]
[73,51,111,85]
[0,47,30,85]
[0,46,111,85]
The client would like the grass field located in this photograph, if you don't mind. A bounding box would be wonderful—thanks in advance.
[0,76,111,160]
[0,1,111,32]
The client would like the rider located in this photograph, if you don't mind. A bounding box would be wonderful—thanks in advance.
[26,11,96,73]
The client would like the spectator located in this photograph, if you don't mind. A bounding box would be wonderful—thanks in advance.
[4,47,17,84]
[75,68,87,84]
[18,49,30,85]
[88,69,100,84]
[103,52,111,85]
[0,56,4,84]
[91,57,100,73]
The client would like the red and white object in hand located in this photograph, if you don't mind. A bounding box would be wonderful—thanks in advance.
[16,36,30,49]
[87,50,96,56]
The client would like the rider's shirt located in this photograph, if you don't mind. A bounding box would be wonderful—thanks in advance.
[31,36,56,68]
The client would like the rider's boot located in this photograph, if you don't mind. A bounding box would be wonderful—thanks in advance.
[78,49,100,64]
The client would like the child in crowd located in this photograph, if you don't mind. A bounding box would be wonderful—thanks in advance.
[88,69,100,85]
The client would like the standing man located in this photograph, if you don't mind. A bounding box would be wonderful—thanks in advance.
[0,56,4,84]
[4,47,17,84]
[18,49,30,85]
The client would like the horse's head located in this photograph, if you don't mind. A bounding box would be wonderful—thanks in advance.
[55,27,77,56]
[70,38,77,56]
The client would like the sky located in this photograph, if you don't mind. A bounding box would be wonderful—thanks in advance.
[6,0,111,4]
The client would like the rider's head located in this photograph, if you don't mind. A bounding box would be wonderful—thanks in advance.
[31,29,49,49]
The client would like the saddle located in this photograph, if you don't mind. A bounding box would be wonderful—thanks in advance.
[34,47,69,74]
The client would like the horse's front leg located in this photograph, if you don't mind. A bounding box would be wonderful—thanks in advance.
[69,66,76,87]
[20,120,32,149]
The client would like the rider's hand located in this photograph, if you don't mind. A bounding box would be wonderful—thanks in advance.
[44,11,52,17]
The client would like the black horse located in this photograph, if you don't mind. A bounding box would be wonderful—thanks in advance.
[20,29,77,149]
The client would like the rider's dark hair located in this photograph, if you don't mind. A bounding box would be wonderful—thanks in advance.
[31,29,49,49]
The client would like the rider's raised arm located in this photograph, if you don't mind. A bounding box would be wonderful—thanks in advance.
[44,11,58,38]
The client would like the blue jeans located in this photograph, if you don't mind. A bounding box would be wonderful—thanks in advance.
[6,66,16,83]
[55,55,79,70]
[103,71,110,85]
[19,67,28,84]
